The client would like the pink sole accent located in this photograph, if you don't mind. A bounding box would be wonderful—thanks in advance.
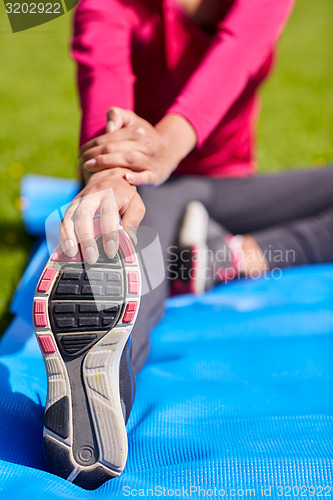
[128,271,140,294]
[51,244,83,263]
[38,334,56,354]
[215,265,238,283]
[226,234,244,274]
[34,300,48,327]
[119,231,136,263]
[215,234,242,283]
[122,301,138,323]
[37,267,57,293]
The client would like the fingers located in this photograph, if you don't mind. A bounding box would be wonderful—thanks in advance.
[106,107,136,133]
[59,198,80,257]
[80,126,146,158]
[81,140,149,170]
[120,194,146,243]
[80,133,113,156]
[73,194,100,265]
[125,170,157,186]
[80,117,146,159]
[59,188,123,265]
[100,189,120,259]
[80,133,117,156]
[84,150,149,173]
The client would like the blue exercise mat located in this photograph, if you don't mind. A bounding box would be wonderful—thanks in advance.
[0,175,333,499]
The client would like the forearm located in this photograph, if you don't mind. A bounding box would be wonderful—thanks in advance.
[72,0,135,145]
[154,113,197,176]
[167,0,295,146]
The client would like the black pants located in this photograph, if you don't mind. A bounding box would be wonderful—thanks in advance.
[128,167,333,372]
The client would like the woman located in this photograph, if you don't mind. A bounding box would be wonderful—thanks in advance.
[35,0,333,488]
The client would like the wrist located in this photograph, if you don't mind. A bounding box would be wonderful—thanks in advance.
[155,113,197,169]
[86,167,128,184]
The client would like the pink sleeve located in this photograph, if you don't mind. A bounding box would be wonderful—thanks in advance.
[166,0,295,147]
[71,0,136,145]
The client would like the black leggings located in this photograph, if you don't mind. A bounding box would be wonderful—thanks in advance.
[131,167,333,372]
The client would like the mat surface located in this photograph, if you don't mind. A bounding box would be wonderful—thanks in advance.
[0,176,332,499]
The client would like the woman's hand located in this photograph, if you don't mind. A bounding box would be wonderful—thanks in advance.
[59,168,145,265]
[79,108,197,187]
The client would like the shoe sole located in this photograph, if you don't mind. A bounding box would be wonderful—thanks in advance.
[33,223,141,489]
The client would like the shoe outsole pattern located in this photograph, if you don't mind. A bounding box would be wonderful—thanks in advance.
[33,223,141,490]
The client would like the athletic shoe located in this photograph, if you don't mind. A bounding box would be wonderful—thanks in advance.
[33,220,141,489]
[172,201,243,295]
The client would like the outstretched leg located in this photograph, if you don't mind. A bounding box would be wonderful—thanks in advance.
[132,167,333,371]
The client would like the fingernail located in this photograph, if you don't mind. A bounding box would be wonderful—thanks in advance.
[106,120,116,133]
[85,159,96,168]
[127,229,138,246]
[106,239,117,259]
[64,239,77,257]
[84,246,98,265]
[125,172,135,183]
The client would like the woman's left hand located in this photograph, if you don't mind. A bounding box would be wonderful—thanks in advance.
[79,107,197,187]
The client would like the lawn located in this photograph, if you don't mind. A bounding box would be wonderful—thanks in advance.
[0,0,332,333]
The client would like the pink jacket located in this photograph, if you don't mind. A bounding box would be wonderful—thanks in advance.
[72,0,294,177]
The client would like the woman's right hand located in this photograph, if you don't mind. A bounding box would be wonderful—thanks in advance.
[79,108,197,187]
[59,168,146,265]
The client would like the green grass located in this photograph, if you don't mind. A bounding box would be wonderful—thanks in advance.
[0,0,332,333]
[258,0,333,171]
